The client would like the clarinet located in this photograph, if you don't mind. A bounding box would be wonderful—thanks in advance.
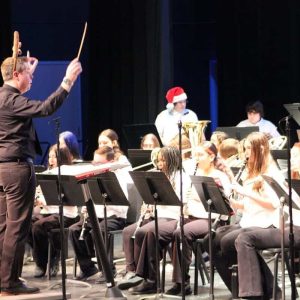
[79,212,88,240]
[131,204,150,239]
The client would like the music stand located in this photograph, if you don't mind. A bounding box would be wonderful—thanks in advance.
[127,149,152,171]
[87,172,129,254]
[122,123,163,149]
[284,102,300,299]
[216,126,259,140]
[129,171,181,299]
[190,175,231,299]
[37,173,127,299]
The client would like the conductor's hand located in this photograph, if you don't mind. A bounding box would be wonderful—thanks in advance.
[61,58,82,91]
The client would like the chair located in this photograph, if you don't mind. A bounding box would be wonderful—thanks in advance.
[47,227,69,280]
[266,248,299,300]
[193,238,210,294]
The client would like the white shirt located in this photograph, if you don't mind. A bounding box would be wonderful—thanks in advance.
[187,169,232,219]
[155,108,198,145]
[236,118,280,138]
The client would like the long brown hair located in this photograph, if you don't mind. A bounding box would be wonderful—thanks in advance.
[245,132,271,179]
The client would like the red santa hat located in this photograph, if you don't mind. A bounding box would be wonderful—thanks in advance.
[165,86,187,110]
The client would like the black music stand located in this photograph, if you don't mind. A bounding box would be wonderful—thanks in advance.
[284,102,300,299]
[216,126,259,140]
[129,171,181,299]
[262,175,300,299]
[37,173,127,299]
[122,123,163,149]
[87,172,129,257]
[190,175,231,300]
[128,149,152,171]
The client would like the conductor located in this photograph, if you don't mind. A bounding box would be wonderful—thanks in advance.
[0,41,82,295]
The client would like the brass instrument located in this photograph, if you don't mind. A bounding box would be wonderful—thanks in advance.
[182,120,211,154]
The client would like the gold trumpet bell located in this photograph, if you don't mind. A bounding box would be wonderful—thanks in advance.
[182,120,211,150]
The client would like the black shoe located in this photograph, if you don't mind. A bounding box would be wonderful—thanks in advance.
[129,280,156,295]
[75,266,98,281]
[166,283,192,296]
[34,266,46,278]
[95,268,117,284]
[1,283,39,295]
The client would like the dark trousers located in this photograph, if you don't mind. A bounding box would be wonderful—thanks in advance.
[31,213,80,270]
[69,216,126,273]
[0,162,36,288]
[171,218,209,283]
[122,218,153,272]
[211,224,247,291]
[235,226,300,298]
[134,218,178,281]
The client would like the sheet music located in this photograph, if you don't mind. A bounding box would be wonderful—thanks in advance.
[47,162,131,180]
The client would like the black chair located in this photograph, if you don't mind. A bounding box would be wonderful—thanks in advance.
[193,238,210,294]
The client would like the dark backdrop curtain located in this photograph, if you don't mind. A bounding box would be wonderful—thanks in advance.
[217,0,300,141]
[85,0,170,156]
[0,1,12,85]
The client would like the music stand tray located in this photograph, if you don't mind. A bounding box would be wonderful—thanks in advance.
[190,175,231,216]
[284,103,300,126]
[216,126,259,140]
[37,174,86,206]
[262,175,300,209]
[122,123,163,149]
[129,171,181,207]
[127,149,152,171]
[87,172,129,207]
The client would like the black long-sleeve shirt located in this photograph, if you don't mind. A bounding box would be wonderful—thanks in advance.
[0,84,69,160]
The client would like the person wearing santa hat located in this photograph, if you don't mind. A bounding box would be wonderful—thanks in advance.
[155,86,198,145]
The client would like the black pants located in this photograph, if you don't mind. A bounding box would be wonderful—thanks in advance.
[69,216,126,273]
[31,213,80,270]
[0,161,36,288]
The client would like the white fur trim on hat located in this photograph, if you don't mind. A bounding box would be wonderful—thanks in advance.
[172,93,187,103]
[166,102,174,111]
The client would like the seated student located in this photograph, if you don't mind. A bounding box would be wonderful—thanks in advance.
[69,146,129,282]
[59,131,82,162]
[211,132,285,299]
[118,147,191,294]
[168,134,196,175]
[236,100,280,138]
[219,138,244,168]
[98,129,130,165]
[31,144,80,278]
[166,142,232,296]
[140,133,160,150]
[210,131,229,151]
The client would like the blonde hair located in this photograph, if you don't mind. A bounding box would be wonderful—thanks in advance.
[1,56,28,81]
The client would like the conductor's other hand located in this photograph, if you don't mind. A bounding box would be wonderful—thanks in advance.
[65,58,82,83]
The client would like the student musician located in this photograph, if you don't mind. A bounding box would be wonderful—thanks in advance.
[118,146,190,294]
[211,132,286,299]
[32,144,80,278]
[166,142,232,295]
[69,146,129,282]
[140,133,160,150]
[98,129,130,165]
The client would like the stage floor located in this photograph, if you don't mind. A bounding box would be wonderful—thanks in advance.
[18,235,298,299]
[19,256,298,299]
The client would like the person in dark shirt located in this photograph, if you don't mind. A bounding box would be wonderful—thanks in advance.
[0,54,82,295]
